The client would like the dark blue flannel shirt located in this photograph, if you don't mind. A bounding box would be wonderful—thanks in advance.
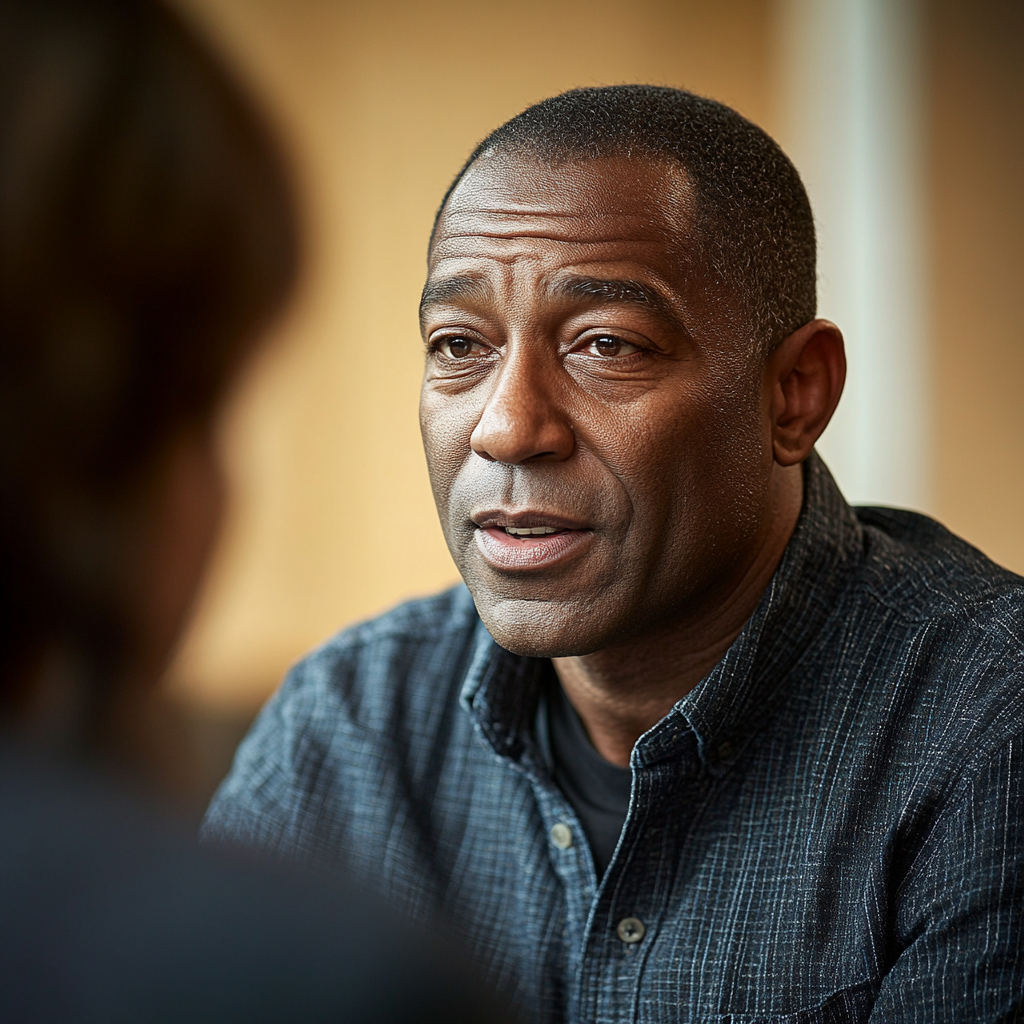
[204,456,1024,1023]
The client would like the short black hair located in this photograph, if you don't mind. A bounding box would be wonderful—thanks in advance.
[433,85,816,353]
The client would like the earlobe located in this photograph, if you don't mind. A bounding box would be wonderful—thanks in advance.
[769,320,846,467]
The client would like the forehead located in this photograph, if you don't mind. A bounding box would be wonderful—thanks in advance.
[428,154,698,285]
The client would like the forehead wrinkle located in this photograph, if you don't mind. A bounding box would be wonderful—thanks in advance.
[445,205,592,219]
[434,205,678,250]
[437,207,675,242]
[436,230,660,245]
[422,246,696,336]
[420,265,695,340]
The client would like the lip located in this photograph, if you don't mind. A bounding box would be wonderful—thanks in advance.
[470,509,594,571]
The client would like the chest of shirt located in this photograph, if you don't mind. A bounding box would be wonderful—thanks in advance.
[310,685,935,1024]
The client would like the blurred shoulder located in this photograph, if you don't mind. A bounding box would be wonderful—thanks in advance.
[0,747,493,1023]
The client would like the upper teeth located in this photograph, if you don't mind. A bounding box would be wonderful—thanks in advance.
[505,526,559,536]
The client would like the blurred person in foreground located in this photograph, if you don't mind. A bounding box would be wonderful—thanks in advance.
[207,86,1024,1022]
[0,0,496,1020]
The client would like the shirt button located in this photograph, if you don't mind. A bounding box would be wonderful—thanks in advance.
[550,822,573,849]
[616,916,646,943]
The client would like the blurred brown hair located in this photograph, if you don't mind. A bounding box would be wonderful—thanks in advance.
[0,0,298,725]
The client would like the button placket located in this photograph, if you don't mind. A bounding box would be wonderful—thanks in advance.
[526,772,600,1016]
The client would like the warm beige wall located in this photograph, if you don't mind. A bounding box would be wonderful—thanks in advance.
[928,0,1024,575]
[167,0,1024,715]
[168,0,777,711]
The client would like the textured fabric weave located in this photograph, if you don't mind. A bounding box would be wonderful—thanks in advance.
[539,672,633,879]
[204,455,1024,1023]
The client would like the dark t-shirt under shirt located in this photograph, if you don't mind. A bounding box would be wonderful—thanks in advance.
[538,669,632,878]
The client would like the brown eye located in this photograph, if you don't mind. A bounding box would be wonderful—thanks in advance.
[590,335,639,357]
[441,337,475,358]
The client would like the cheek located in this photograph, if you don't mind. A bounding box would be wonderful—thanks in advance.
[419,387,476,512]
[672,377,774,540]
[612,370,770,535]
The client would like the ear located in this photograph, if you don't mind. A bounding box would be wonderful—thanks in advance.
[766,319,846,467]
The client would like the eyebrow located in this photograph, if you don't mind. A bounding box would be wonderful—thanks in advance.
[419,276,490,328]
[553,276,667,310]
[552,276,689,334]
[418,273,688,335]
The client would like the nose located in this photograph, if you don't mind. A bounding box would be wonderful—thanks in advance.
[470,349,575,464]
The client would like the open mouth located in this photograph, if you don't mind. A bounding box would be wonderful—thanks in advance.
[471,515,593,569]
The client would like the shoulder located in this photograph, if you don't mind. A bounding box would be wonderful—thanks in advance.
[203,585,486,850]
[312,581,479,661]
[278,583,482,726]
[854,506,1024,637]
[844,507,1024,761]
[316,581,480,652]
[0,753,488,1022]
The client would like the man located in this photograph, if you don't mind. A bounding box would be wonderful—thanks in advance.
[0,0,494,1019]
[206,87,1024,1022]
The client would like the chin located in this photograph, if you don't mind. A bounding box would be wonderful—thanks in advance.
[474,595,610,659]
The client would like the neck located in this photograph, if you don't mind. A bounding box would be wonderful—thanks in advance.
[553,464,803,766]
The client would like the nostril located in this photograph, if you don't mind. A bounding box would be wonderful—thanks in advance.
[469,391,575,466]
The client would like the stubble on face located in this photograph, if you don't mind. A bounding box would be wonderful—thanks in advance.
[419,153,774,658]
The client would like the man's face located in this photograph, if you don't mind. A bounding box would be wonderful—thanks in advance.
[420,153,777,657]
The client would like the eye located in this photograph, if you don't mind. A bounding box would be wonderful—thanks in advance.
[587,335,640,358]
[435,336,484,359]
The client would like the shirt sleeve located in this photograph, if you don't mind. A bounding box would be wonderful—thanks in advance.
[200,660,324,864]
[870,732,1024,1022]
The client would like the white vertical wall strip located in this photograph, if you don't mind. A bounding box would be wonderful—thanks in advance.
[774,0,930,510]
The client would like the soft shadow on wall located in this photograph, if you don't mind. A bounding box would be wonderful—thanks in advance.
[163,0,1023,808]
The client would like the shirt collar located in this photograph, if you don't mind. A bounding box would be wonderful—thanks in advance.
[460,452,864,774]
